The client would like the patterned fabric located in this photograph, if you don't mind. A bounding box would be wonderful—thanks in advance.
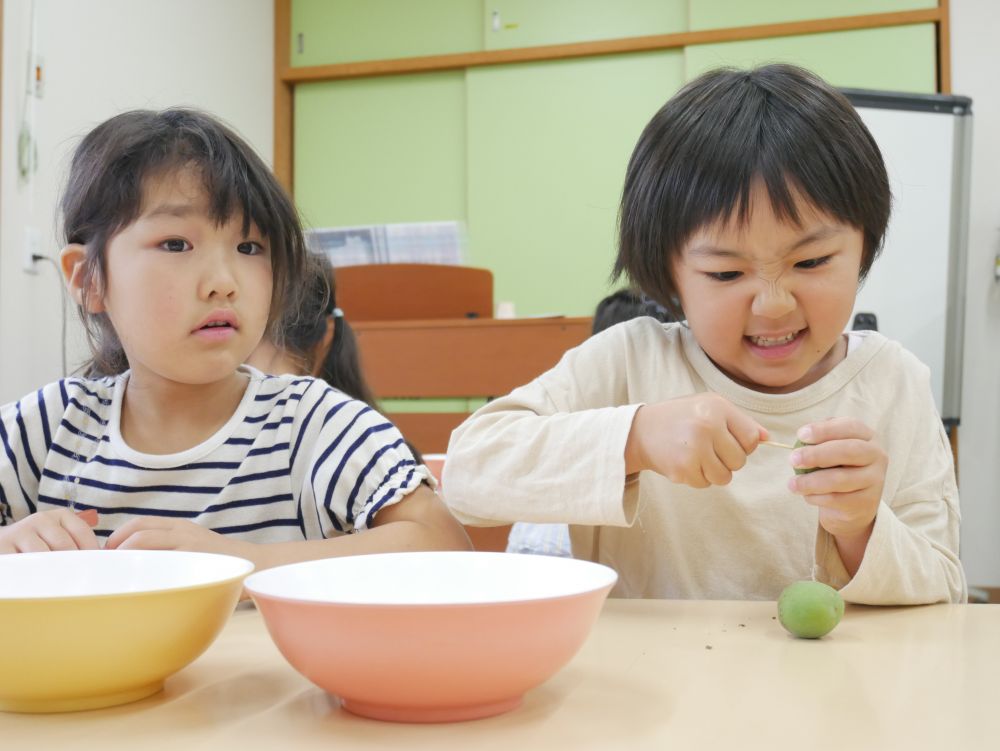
[0,366,426,541]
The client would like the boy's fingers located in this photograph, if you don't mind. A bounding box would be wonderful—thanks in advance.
[715,431,749,472]
[798,418,874,444]
[727,413,766,455]
[792,438,880,473]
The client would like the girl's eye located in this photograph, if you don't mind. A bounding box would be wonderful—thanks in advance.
[237,241,265,256]
[160,238,191,253]
[795,255,832,270]
[706,271,743,282]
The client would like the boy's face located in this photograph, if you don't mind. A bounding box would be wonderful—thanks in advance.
[672,182,863,393]
[96,167,273,388]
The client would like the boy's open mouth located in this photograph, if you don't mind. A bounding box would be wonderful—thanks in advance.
[748,330,801,347]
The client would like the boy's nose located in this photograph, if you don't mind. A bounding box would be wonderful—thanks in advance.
[751,279,795,318]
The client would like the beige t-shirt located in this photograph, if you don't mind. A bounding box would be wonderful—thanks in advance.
[443,319,965,604]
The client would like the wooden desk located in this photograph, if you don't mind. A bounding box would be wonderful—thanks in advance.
[353,316,592,397]
[354,316,591,453]
[6,600,997,750]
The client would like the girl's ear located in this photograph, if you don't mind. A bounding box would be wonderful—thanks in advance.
[60,244,106,313]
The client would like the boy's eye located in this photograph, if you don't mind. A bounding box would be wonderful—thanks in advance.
[706,271,743,282]
[160,238,190,253]
[237,241,265,255]
[795,255,832,270]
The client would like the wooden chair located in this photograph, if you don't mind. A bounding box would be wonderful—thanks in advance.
[335,263,493,322]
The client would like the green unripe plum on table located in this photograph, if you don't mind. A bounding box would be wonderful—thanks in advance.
[777,580,844,639]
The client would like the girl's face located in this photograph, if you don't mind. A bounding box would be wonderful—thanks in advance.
[96,168,273,388]
[672,181,864,394]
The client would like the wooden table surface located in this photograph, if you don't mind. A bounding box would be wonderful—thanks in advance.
[3,599,997,751]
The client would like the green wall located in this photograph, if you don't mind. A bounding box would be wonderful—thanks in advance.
[291,1,940,316]
[466,51,684,315]
[294,72,467,230]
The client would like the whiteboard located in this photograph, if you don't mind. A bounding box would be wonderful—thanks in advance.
[845,92,972,422]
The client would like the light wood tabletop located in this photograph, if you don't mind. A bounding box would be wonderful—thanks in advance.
[3,598,997,751]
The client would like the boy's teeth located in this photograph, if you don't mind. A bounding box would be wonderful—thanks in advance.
[750,332,797,346]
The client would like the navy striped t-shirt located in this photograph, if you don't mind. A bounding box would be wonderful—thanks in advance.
[0,366,427,541]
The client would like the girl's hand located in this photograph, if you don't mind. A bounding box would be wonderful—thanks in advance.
[788,418,887,541]
[625,393,767,488]
[0,508,100,554]
[105,517,249,558]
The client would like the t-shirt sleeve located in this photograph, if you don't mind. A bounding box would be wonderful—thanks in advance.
[0,382,66,525]
[296,384,429,534]
[443,324,642,528]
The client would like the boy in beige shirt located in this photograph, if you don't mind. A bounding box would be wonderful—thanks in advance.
[444,64,964,604]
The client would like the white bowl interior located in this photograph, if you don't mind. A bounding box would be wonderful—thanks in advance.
[245,551,617,605]
[0,550,254,599]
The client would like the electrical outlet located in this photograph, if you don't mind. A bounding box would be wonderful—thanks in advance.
[23,226,41,274]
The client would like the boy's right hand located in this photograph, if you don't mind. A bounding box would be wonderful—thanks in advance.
[624,393,767,488]
[0,509,101,554]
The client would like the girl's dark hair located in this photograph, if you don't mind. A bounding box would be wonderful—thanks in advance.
[614,63,891,318]
[283,251,378,409]
[61,108,307,376]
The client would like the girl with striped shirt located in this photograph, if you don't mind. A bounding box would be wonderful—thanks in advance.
[0,108,471,565]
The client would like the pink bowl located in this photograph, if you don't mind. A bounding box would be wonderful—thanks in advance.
[244,551,617,722]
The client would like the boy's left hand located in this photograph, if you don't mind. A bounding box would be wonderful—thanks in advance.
[105,517,248,558]
[787,417,887,539]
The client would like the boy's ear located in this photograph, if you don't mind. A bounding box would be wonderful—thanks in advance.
[60,244,106,313]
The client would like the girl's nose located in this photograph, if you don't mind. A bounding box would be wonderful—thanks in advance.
[199,248,239,301]
[751,278,796,318]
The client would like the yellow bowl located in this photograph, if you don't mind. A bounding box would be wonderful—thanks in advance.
[0,550,253,713]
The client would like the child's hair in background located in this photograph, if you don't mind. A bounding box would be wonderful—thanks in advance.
[592,288,677,335]
[61,108,308,377]
[278,251,378,409]
[614,63,891,318]
[267,252,423,463]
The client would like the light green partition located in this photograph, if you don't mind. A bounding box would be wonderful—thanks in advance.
[290,0,483,67]
[484,0,687,50]
[685,24,937,93]
[293,72,467,230]
[466,51,685,316]
[689,0,937,30]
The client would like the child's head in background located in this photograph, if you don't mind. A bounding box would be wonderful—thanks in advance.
[247,250,379,409]
[59,108,307,380]
[614,64,890,394]
[592,288,676,336]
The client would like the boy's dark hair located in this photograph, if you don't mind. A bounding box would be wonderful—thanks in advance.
[62,108,306,376]
[614,63,891,318]
[592,288,676,335]
[282,251,378,409]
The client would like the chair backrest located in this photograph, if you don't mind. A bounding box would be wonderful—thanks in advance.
[336,264,493,322]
